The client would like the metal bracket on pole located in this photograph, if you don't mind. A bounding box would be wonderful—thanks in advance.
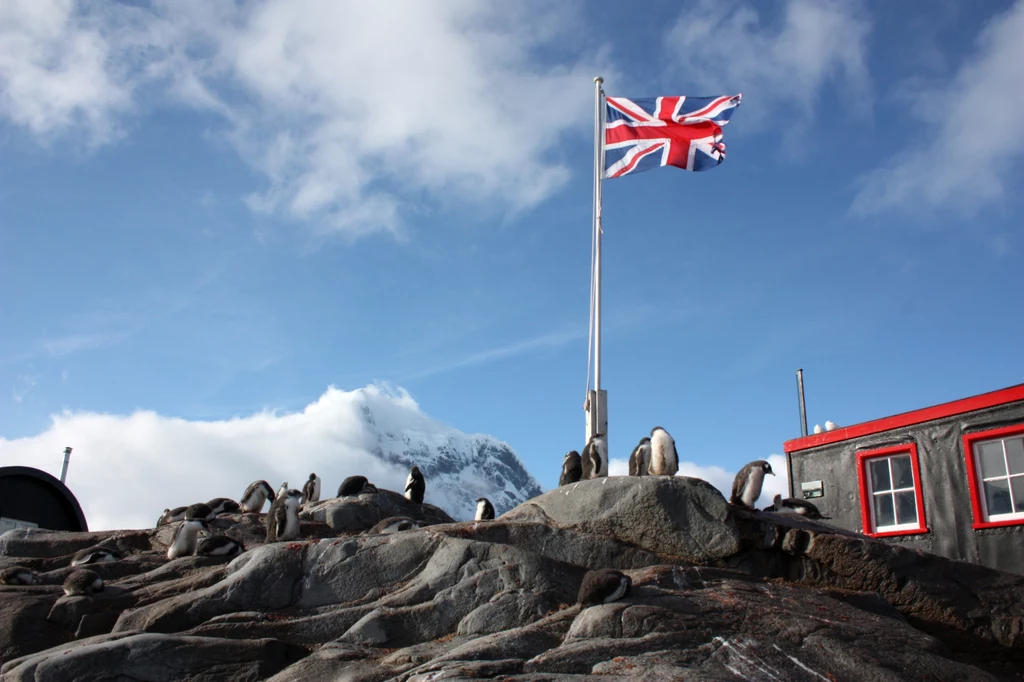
[585,389,608,445]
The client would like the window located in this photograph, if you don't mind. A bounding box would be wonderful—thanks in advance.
[0,517,39,534]
[856,444,928,537]
[963,424,1024,529]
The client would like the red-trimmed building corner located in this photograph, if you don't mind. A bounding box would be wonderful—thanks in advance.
[783,384,1024,575]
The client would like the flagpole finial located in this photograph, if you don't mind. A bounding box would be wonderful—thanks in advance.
[594,76,603,85]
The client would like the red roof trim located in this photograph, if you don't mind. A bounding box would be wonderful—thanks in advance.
[784,384,1024,454]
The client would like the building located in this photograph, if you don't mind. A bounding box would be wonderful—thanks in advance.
[0,466,88,533]
[784,384,1024,575]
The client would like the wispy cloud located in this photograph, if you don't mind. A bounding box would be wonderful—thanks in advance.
[11,372,39,403]
[399,328,586,382]
[0,1,607,238]
[664,0,871,127]
[40,332,129,358]
[852,1,1024,215]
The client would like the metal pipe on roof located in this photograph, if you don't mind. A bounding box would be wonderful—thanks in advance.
[60,447,72,484]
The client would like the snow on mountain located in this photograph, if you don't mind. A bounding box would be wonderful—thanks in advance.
[0,384,543,530]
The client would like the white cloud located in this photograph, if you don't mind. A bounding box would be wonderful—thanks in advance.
[0,384,472,531]
[11,373,39,404]
[853,1,1024,214]
[609,453,789,509]
[0,0,605,237]
[664,0,871,125]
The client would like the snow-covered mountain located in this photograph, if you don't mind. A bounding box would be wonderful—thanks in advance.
[0,384,543,530]
[356,395,543,519]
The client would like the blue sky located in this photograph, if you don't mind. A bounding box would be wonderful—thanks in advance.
[2,0,1023,515]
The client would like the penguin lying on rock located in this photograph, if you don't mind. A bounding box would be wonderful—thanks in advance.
[768,494,830,520]
[63,569,103,597]
[70,545,122,567]
[1,566,41,586]
[578,569,632,607]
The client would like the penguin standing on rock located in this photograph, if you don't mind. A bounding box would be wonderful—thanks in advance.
[475,497,495,521]
[71,545,122,567]
[276,481,289,499]
[581,434,608,479]
[730,460,775,509]
[63,569,103,597]
[1,566,41,585]
[167,518,209,560]
[239,480,276,514]
[302,473,322,505]
[628,437,652,476]
[771,494,830,520]
[405,466,426,504]
[265,489,303,543]
[337,476,377,497]
[559,451,582,486]
[578,569,632,607]
[648,427,678,476]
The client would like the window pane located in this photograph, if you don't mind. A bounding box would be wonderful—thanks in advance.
[984,479,1013,516]
[976,441,1007,478]
[1005,438,1024,475]
[873,493,896,528]
[870,459,891,492]
[1012,476,1024,514]
[895,491,918,525]
[891,455,914,489]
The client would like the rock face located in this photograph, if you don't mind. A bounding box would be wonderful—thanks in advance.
[2,477,1023,681]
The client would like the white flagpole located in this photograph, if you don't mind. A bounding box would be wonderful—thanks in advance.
[586,76,608,453]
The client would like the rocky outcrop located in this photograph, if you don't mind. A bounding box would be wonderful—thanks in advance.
[1,477,1022,681]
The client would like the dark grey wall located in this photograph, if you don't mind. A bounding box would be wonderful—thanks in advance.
[788,400,1024,575]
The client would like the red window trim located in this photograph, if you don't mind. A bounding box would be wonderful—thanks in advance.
[856,444,929,538]
[962,423,1024,530]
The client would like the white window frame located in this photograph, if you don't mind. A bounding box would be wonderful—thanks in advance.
[972,435,1024,523]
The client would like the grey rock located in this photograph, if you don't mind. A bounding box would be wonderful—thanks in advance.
[300,488,455,533]
[502,476,742,562]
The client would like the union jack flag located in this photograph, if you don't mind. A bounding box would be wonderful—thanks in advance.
[604,94,742,179]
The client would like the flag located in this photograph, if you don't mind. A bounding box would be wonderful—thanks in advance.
[604,94,742,179]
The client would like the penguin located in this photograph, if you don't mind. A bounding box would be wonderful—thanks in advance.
[337,475,377,497]
[730,460,775,509]
[206,498,240,515]
[167,518,209,560]
[70,545,122,567]
[580,434,608,479]
[276,481,289,499]
[265,489,303,543]
[195,535,245,557]
[577,569,632,607]
[475,497,495,521]
[185,502,215,521]
[559,450,583,486]
[239,480,276,514]
[156,506,188,527]
[628,437,652,476]
[0,566,41,586]
[368,517,427,534]
[405,466,426,504]
[63,569,103,597]
[771,494,830,520]
[301,473,322,505]
[648,427,678,476]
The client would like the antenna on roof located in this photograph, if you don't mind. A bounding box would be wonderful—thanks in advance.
[796,369,808,437]
[60,447,72,484]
